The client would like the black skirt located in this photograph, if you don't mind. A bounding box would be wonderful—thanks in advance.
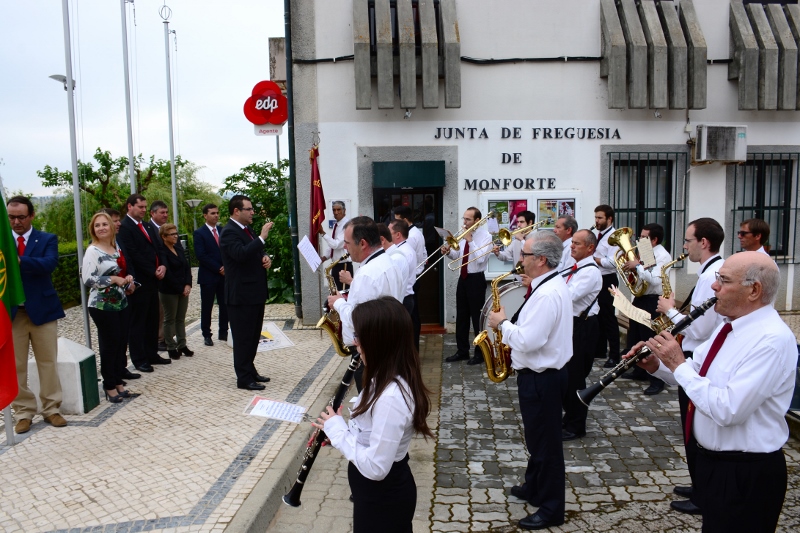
[348,453,416,533]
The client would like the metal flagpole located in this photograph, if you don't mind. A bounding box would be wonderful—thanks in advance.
[120,0,136,193]
[160,5,179,227]
[61,0,92,350]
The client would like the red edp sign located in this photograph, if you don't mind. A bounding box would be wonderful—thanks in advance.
[243,80,288,128]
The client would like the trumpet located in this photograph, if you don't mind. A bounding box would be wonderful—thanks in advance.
[415,210,498,281]
[447,218,549,271]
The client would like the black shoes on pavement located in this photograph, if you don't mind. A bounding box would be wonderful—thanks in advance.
[238,382,266,391]
[673,486,693,498]
[135,364,154,373]
[121,369,141,380]
[518,513,564,530]
[561,429,586,441]
[644,382,665,395]
[670,499,702,514]
[204,337,214,346]
[445,353,469,362]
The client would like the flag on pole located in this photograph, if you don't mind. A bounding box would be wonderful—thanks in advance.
[309,145,327,249]
[0,199,25,410]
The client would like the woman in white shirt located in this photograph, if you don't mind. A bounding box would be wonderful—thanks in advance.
[314,297,433,533]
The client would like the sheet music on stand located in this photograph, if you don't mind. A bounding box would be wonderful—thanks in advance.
[298,235,322,272]
[636,237,656,269]
[610,286,654,330]
[435,227,453,241]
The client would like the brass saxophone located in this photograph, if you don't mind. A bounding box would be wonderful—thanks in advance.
[316,253,354,357]
[651,253,687,333]
[473,263,524,383]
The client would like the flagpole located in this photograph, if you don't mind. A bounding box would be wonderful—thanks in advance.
[120,0,137,193]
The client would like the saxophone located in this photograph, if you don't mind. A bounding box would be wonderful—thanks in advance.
[650,253,687,333]
[316,253,354,357]
[473,263,524,383]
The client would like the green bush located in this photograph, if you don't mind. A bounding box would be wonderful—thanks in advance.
[54,242,81,308]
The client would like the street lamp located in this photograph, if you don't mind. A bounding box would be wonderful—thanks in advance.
[185,199,202,231]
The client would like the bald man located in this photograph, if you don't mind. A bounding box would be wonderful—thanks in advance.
[627,252,795,532]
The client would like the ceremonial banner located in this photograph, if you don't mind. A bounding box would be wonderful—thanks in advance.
[0,199,25,410]
[309,145,326,249]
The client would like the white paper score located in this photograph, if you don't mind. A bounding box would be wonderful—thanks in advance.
[244,396,308,424]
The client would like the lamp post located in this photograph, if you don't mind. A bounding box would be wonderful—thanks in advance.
[185,199,202,231]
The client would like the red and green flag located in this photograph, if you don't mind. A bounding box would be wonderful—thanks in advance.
[0,199,25,410]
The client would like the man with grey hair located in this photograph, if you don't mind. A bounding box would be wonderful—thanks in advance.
[553,215,577,271]
[628,252,795,531]
[318,200,351,291]
[487,231,572,530]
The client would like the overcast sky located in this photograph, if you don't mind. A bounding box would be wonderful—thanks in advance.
[1,0,286,198]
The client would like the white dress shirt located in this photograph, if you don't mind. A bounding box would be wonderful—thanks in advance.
[755,246,769,256]
[652,305,797,453]
[322,216,350,261]
[333,249,405,345]
[11,226,33,247]
[633,243,672,296]
[665,255,723,352]
[407,225,427,275]
[557,237,575,272]
[446,227,492,274]
[496,237,524,280]
[499,270,573,372]
[230,218,264,244]
[594,226,619,276]
[390,241,416,299]
[324,378,415,481]
[563,257,601,317]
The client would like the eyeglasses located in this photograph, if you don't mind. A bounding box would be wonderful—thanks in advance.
[714,272,755,286]
[165,232,178,237]
[8,215,29,222]
[737,231,753,237]
[520,251,536,259]
[240,207,255,212]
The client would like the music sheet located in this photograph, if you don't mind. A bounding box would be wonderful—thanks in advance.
[244,396,307,423]
[610,286,654,329]
[298,235,322,271]
[636,237,656,269]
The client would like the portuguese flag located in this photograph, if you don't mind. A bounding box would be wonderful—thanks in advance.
[0,199,25,410]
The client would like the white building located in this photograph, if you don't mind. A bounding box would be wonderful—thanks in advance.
[285,0,800,327]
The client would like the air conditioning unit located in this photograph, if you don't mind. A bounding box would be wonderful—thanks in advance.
[695,125,748,162]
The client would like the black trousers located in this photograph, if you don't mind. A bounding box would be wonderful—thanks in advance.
[227,303,265,385]
[595,273,620,360]
[563,315,598,435]
[517,367,567,522]
[455,272,486,357]
[695,447,786,533]
[625,294,664,388]
[331,261,353,293]
[89,305,131,391]
[349,454,415,533]
[126,282,160,367]
[200,277,229,340]
[411,281,421,351]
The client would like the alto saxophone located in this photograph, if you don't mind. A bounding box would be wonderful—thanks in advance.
[650,253,687,333]
[473,263,524,383]
[316,253,354,357]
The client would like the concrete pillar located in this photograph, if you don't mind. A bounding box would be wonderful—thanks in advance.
[375,0,394,109]
[396,0,416,109]
[729,1,760,111]
[768,4,799,110]
[600,0,627,109]
[747,3,779,110]
[618,0,648,109]
[679,0,707,110]
[440,0,461,108]
[638,0,669,109]
[657,1,688,110]
[352,0,371,110]
[419,0,439,109]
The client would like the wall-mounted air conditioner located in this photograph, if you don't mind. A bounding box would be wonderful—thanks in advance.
[695,125,748,162]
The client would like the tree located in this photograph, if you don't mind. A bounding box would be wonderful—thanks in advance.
[221,160,294,303]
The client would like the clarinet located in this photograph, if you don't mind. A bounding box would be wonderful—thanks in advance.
[577,296,717,407]
[283,352,361,507]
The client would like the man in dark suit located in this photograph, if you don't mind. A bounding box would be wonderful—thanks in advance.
[7,196,67,433]
[116,194,171,372]
[219,194,273,390]
[193,203,229,346]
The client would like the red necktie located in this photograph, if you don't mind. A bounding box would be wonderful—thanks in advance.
[566,263,578,283]
[17,236,25,256]
[245,227,254,240]
[212,227,219,245]
[460,241,470,280]
[684,322,733,445]
[597,231,602,241]
[138,222,152,242]
[330,222,338,259]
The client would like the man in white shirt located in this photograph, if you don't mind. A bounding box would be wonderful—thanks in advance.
[388,219,420,350]
[443,208,492,366]
[493,210,536,280]
[561,230,601,441]
[394,205,426,344]
[656,217,724,516]
[632,251,795,532]
[318,201,352,291]
[738,218,771,255]
[620,223,672,395]
[592,205,621,368]
[553,215,577,272]
[487,231,572,530]
[328,217,405,391]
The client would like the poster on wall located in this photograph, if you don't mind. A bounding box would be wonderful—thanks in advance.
[537,199,576,229]
[487,199,528,273]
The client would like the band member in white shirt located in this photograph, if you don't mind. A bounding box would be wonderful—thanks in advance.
[443,207,493,366]
[388,219,420,350]
[738,218,771,255]
[592,205,621,368]
[393,205,425,345]
[561,230,601,441]
[487,231,572,530]
[553,215,577,272]
[318,201,352,291]
[630,252,795,533]
[493,210,536,280]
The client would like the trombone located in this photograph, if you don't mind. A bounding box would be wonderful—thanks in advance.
[415,210,498,281]
[447,218,548,271]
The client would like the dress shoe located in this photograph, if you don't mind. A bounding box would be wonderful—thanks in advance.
[445,353,469,362]
[562,429,586,441]
[157,341,168,352]
[603,358,620,368]
[644,382,665,395]
[135,364,154,373]
[180,346,194,357]
[466,355,483,365]
[670,499,701,515]
[218,334,228,342]
[204,337,214,346]
[620,369,649,381]
[238,382,266,391]
[509,485,529,501]
[15,419,31,434]
[168,349,181,360]
[121,369,141,380]
[254,374,271,383]
[673,485,693,498]
[104,390,123,404]
[150,355,172,365]
[518,513,563,531]
[44,413,68,427]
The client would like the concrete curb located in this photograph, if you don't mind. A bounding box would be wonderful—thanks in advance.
[226,355,351,533]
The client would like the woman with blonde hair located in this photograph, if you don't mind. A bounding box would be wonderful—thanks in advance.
[82,212,135,403]
[159,223,193,359]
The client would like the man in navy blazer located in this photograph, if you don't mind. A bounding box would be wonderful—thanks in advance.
[220,195,273,390]
[7,196,67,434]
[193,203,229,346]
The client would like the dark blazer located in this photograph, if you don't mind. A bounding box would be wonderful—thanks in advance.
[219,219,268,306]
[117,215,166,283]
[15,229,66,325]
[159,242,192,294]
[194,224,224,286]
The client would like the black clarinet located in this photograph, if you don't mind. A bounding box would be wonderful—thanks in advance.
[577,297,717,407]
[283,352,361,507]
